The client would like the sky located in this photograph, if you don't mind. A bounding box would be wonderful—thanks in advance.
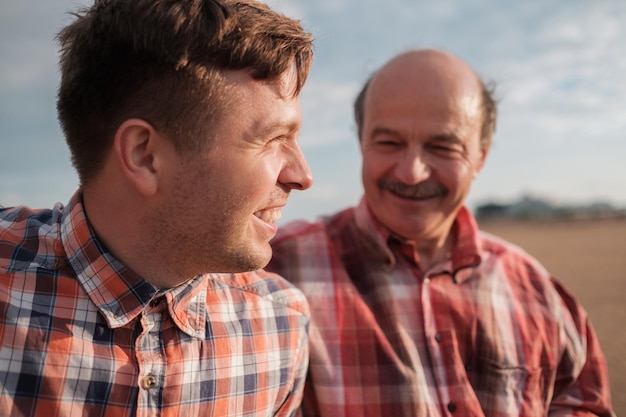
[1,0,625,224]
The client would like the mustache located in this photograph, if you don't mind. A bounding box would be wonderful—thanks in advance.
[378,179,448,199]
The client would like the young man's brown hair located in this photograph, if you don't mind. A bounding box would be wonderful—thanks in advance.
[57,0,314,184]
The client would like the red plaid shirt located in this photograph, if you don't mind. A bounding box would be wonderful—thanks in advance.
[0,192,309,417]
[268,198,614,417]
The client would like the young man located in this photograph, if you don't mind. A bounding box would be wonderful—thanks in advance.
[0,0,314,415]
[268,49,615,416]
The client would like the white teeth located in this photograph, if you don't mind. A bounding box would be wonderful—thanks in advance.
[255,208,282,224]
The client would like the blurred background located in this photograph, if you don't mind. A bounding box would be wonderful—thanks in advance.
[1,0,625,222]
[1,0,625,413]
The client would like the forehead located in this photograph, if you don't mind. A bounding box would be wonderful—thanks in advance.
[215,68,302,135]
[363,57,483,137]
[222,65,299,99]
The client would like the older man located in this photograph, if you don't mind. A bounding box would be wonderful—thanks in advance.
[268,49,614,416]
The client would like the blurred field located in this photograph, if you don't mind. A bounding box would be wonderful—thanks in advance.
[480,216,626,416]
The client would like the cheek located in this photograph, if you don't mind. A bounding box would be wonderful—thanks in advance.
[251,155,282,189]
[361,162,379,192]
[362,153,391,181]
[216,151,270,189]
[437,162,476,192]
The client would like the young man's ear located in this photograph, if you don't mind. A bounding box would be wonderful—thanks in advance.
[113,119,162,196]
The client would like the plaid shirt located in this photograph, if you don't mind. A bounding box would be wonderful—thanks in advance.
[268,198,614,417]
[0,192,309,417]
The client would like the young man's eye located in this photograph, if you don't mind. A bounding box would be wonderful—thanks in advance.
[268,135,287,145]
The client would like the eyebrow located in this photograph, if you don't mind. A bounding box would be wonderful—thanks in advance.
[267,120,301,137]
[370,128,464,144]
[245,119,301,143]
[431,133,463,144]
[371,127,401,138]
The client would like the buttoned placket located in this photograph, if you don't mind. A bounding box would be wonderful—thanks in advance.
[136,296,167,416]
[421,268,459,416]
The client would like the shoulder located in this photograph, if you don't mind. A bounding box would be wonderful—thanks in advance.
[270,220,326,264]
[477,229,556,293]
[1,205,56,232]
[210,270,310,318]
[0,205,63,272]
[476,229,574,308]
[269,211,353,275]
[272,208,356,249]
[478,229,549,274]
[272,219,326,245]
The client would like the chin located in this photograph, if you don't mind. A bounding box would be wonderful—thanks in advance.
[235,244,272,272]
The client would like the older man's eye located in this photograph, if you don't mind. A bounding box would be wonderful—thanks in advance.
[428,143,464,156]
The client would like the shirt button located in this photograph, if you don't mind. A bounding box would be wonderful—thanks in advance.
[447,402,457,413]
[140,375,157,390]
[423,278,431,284]
[149,297,163,307]
[434,333,442,343]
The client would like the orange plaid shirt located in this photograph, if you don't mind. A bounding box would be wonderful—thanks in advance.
[0,192,309,417]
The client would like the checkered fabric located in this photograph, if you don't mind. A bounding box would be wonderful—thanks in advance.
[0,192,309,417]
[267,198,614,417]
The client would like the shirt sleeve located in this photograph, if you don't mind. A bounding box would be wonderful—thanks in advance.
[549,278,615,417]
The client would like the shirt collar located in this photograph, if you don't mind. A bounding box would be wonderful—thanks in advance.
[448,206,482,282]
[354,197,397,266]
[354,197,482,282]
[60,191,207,338]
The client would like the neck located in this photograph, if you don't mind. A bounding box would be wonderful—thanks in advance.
[83,184,156,283]
[416,231,455,272]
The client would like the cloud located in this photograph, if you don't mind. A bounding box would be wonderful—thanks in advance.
[2,0,625,215]
[262,0,307,20]
[298,79,361,148]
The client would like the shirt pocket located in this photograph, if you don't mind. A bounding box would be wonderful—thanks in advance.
[471,357,552,416]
